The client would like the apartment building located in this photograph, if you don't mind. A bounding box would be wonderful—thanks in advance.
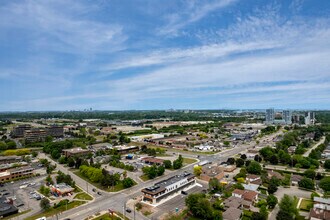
[0,156,22,165]
[142,172,195,204]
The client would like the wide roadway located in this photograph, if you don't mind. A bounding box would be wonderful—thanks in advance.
[39,130,283,220]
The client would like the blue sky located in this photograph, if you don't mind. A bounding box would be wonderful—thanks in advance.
[1,0,330,111]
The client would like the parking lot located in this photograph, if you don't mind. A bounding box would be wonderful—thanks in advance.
[0,175,46,214]
[151,181,208,219]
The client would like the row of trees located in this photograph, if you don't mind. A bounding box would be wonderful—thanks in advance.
[142,165,165,179]
[0,139,16,150]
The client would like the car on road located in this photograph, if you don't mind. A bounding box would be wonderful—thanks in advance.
[181,190,188,195]
[92,188,96,192]
[97,192,102,195]
[126,208,132,213]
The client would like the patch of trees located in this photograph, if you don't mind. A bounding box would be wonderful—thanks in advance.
[142,165,165,179]
[79,165,134,189]
[247,161,262,175]
[43,140,74,159]
[0,140,17,150]
[173,155,184,169]
[185,193,222,220]
[298,177,315,190]
[276,195,298,220]
[319,176,330,193]
[261,126,277,135]
[140,145,166,156]
[56,171,75,187]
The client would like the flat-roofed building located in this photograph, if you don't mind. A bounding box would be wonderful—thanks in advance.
[24,129,47,143]
[0,156,21,165]
[114,145,139,154]
[200,165,224,182]
[141,172,195,204]
[12,125,31,138]
[141,157,164,166]
[51,183,75,196]
[46,125,64,137]
[0,166,34,182]
[62,147,91,158]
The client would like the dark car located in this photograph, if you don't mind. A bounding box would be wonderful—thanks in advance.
[97,192,102,195]
[181,190,188,195]
[126,208,132,213]
[3,192,10,196]
[92,188,96,192]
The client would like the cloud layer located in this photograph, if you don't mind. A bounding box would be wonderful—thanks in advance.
[1,0,330,110]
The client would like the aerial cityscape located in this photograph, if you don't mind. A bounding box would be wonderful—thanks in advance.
[1,1,330,220]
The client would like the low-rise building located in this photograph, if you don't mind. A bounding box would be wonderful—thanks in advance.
[246,149,259,160]
[0,166,34,182]
[46,125,64,137]
[0,156,22,165]
[51,183,75,196]
[24,129,47,143]
[114,145,139,154]
[246,174,262,185]
[232,189,258,203]
[219,164,236,172]
[141,157,164,166]
[200,165,224,182]
[0,197,18,218]
[12,124,31,138]
[223,207,242,220]
[141,172,195,204]
[267,170,284,180]
[291,175,303,186]
[62,147,91,158]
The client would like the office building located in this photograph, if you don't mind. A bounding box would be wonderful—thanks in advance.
[0,156,22,165]
[142,172,195,204]
[283,110,292,125]
[12,125,31,138]
[46,125,64,138]
[24,129,47,143]
[265,108,275,124]
[0,166,34,182]
[62,147,91,158]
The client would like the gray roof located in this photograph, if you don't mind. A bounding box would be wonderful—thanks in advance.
[314,197,330,205]
[223,207,242,220]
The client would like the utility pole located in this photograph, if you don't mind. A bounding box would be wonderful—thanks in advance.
[134,202,136,220]
[86,181,88,193]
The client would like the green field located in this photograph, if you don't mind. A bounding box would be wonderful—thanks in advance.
[182,157,198,165]
[299,199,313,211]
[25,201,86,220]
[74,192,93,200]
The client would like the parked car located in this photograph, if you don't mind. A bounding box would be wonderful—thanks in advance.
[92,188,96,192]
[97,192,102,195]
[126,208,132,213]
[181,190,188,195]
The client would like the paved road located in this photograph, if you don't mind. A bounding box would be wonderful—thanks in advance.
[35,130,284,220]
[303,136,325,157]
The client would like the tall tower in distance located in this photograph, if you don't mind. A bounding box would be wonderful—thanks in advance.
[265,108,275,124]
[283,110,292,125]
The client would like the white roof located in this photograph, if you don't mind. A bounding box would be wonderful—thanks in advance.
[242,184,259,192]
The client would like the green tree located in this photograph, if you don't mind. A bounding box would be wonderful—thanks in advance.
[319,176,330,192]
[298,177,315,190]
[40,198,50,210]
[276,195,298,220]
[268,177,279,194]
[304,169,316,179]
[193,165,202,177]
[235,158,245,167]
[209,178,221,192]
[324,160,330,169]
[157,166,165,176]
[163,160,172,169]
[185,193,213,219]
[122,178,134,188]
[67,157,75,167]
[247,161,262,174]
[58,156,67,164]
[267,195,278,209]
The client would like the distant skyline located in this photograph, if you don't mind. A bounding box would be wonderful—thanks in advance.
[1,0,330,111]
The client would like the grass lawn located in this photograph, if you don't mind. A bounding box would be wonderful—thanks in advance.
[74,192,93,200]
[182,157,198,165]
[25,201,86,220]
[299,199,313,211]
[73,171,135,192]
[93,213,121,220]
[2,209,31,220]
[140,174,150,182]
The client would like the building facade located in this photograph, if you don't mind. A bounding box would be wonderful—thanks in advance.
[265,108,275,124]
[0,166,34,182]
[46,125,64,137]
[12,125,31,138]
[142,172,195,204]
[24,129,47,143]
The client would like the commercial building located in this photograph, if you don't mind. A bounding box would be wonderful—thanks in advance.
[0,166,34,182]
[141,172,195,204]
[46,125,64,137]
[24,129,47,143]
[141,157,164,166]
[200,165,224,182]
[12,124,31,138]
[114,145,139,154]
[0,156,22,165]
[51,183,75,196]
[62,147,91,158]
[0,197,18,218]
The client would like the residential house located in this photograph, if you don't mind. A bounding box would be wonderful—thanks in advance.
[267,170,284,180]
[200,165,224,182]
[223,207,242,220]
[246,174,262,185]
[291,175,303,186]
